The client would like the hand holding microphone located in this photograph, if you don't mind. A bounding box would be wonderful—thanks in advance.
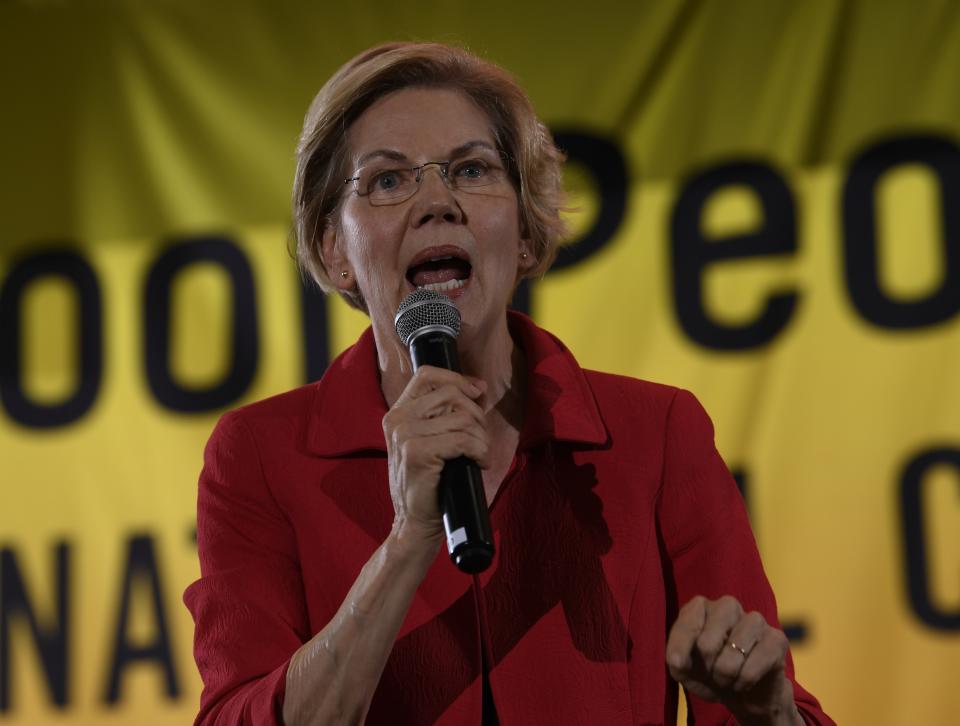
[386,289,495,573]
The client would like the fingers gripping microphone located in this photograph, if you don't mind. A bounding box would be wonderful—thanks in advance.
[395,289,494,574]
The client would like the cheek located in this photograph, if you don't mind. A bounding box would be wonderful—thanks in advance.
[340,212,385,272]
[469,194,522,237]
[483,207,524,258]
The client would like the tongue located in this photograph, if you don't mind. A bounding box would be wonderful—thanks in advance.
[410,259,470,287]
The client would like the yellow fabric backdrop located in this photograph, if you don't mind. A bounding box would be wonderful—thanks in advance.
[2,2,959,724]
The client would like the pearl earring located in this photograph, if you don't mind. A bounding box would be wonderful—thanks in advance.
[340,271,349,279]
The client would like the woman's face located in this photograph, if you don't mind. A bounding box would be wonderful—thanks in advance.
[324,86,534,347]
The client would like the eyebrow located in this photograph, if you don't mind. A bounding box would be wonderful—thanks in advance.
[355,140,498,167]
[449,140,498,158]
[356,149,408,166]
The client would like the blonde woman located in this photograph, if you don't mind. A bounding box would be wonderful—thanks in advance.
[185,42,832,726]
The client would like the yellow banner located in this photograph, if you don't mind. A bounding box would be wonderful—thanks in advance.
[2,2,959,725]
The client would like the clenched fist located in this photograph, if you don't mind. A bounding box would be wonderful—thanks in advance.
[666,595,804,726]
[381,365,489,543]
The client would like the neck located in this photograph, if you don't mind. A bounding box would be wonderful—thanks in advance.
[374,312,525,429]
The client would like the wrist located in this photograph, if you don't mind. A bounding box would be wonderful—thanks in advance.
[386,518,443,564]
[729,674,803,726]
[733,701,804,726]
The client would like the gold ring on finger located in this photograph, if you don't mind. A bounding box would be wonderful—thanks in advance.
[729,641,749,658]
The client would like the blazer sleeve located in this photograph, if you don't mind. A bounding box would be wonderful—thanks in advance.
[656,389,834,726]
[183,410,310,725]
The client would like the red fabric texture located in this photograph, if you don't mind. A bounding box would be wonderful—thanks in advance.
[184,312,833,725]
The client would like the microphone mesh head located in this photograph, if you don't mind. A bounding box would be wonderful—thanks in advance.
[394,289,461,346]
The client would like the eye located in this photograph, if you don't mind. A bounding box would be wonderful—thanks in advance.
[372,170,402,191]
[453,159,490,180]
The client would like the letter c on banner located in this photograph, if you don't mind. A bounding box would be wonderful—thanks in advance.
[899,447,960,630]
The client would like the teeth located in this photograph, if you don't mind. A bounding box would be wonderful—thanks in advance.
[418,278,466,292]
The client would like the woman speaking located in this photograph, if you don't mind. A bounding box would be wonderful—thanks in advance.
[184,42,833,725]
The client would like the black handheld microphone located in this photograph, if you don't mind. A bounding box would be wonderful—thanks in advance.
[394,289,494,574]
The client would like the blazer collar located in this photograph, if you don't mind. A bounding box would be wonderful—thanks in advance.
[305,311,608,457]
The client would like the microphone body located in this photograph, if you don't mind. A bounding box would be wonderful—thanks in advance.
[396,292,495,574]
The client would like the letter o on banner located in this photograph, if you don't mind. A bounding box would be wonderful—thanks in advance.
[144,237,258,413]
[0,248,103,428]
[842,134,960,329]
[551,131,629,271]
[510,130,628,314]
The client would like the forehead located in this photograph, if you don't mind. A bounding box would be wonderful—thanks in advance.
[346,87,497,164]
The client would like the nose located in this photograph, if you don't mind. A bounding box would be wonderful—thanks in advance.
[411,165,464,227]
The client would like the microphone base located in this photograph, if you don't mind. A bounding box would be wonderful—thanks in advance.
[451,543,494,574]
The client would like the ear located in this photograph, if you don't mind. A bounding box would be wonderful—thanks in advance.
[517,237,537,276]
[321,224,354,292]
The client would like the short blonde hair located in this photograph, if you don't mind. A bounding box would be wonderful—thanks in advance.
[292,41,567,309]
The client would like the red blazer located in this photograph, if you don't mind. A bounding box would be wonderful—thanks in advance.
[184,312,833,725]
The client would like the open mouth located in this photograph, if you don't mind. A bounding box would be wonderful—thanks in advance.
[406,248,472,293]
